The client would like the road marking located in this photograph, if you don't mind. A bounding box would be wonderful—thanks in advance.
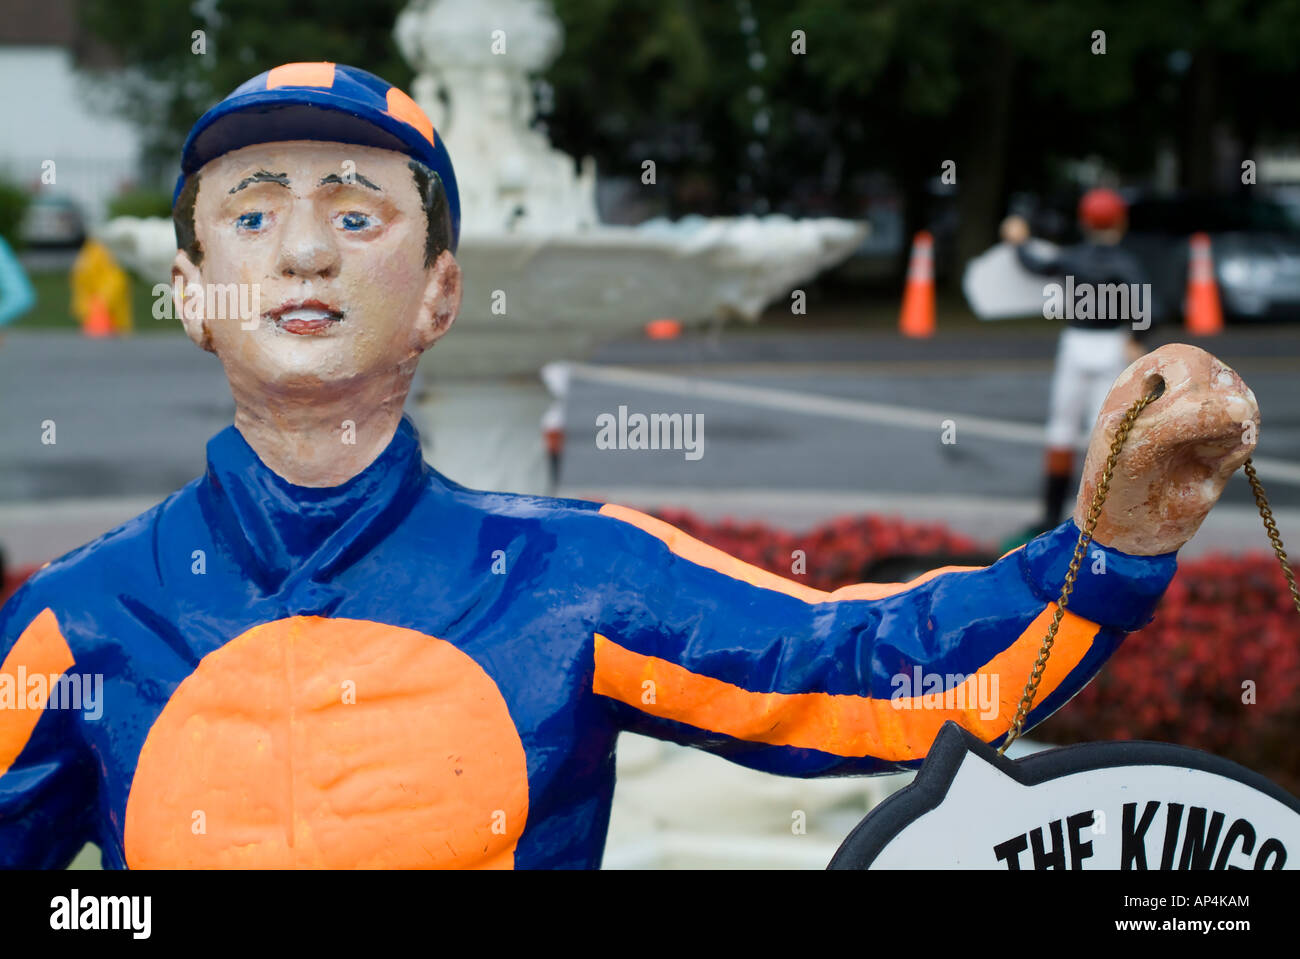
[575,355,1300,379]
[567,362,1043,443]
[566,362,1300,486]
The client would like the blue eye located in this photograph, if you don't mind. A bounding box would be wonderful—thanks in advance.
[339,212,374,231]
[235,211,265,231]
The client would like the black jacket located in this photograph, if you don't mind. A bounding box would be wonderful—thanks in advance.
[1016,240,1160,340]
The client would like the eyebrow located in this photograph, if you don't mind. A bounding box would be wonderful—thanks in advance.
[318,172,382,191]
[228,170,290,194]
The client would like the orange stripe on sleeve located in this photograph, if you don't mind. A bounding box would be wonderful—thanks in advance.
[0,609,75,778]
[598,503,988,603]
[593,604,1098,762]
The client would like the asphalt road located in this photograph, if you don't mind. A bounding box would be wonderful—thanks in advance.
[0,333,235,501]
[560,325,1300,512]
[1,322,1297,531]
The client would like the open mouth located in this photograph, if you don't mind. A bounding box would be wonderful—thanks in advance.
[266,299,345,335]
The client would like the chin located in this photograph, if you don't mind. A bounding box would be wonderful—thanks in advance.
[243,342,364,393]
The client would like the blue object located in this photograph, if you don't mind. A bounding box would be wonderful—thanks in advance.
[0,236,35,327]
[0,416,1178,869]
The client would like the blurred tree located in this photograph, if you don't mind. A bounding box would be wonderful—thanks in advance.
[107,188,175,220]
[545,0,1300,281]
[545,0,752,219]
[82,0,415,182]
[0,181,31,247]
[80,0,1300,282]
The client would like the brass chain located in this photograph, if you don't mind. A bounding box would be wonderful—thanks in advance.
[1243,460,1300,614]
[996,384,1300,756]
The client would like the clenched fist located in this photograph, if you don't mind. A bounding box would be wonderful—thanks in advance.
[1074,343,1259,556]
[999,214,1030,246]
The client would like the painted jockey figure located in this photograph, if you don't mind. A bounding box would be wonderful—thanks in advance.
[0,64,1260,868]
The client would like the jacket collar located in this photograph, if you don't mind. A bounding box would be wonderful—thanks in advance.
[198,414,428,594]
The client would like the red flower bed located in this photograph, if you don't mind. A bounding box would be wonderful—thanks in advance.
[650,508,985,588]
[651,509,1300,794]
[1,563,40,608]
[1040,552,1300,794]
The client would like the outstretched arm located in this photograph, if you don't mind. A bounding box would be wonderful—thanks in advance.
[591,345,1257,777]
[591,503,1172,777]
[999,214,1066,276]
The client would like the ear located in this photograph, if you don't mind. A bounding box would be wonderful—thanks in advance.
[412,249,461,353]
[171,250,213,352]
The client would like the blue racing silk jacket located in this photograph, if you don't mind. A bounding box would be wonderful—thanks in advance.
[0,415,1176,869]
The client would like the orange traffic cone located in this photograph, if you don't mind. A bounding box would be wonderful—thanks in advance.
[899,231,935,338]
[645,318,683,340]
[83,296,114,338]
[1185,232,1223,335]
[544,426,564,459]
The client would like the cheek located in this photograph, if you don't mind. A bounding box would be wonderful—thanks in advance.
[370,232,427,295]
[199,230,275,292]
[193,236,276,364]
[341,235,429,330]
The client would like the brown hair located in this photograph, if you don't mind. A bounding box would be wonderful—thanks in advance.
[172,159,452,269]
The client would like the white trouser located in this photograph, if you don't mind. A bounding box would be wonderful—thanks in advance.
[1045,327,1130,449]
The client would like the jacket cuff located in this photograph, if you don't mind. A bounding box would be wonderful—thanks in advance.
[1019,519,1178,632]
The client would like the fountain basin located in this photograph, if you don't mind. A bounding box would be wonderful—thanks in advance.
[101,213,866,378]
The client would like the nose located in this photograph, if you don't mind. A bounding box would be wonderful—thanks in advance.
[275,200,340,279]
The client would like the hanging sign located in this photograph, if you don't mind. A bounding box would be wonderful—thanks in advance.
[830,721,1300,870]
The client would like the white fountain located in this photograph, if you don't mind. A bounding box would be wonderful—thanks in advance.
[395,0,864,492]
[101,0,866,494]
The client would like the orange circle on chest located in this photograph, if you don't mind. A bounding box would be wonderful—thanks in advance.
[124,616,529,868]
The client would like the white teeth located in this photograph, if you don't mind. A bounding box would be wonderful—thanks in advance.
[278,309,334,322]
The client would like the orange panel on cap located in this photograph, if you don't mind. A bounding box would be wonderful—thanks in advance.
[386,87,435,147]
[266,62,336,89]
[593,602,1098,761]
[0,608,75,778]
[124,616,529,868]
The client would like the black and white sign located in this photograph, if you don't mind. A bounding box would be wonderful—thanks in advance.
[830,721,1300,870]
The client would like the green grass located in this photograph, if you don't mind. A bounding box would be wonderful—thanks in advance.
[14,269,184,334]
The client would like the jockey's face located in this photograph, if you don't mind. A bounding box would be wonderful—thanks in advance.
[172,140,459,398]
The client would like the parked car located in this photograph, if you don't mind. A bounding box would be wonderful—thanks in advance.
[20,194,87,249]
[1122,192,1300,323]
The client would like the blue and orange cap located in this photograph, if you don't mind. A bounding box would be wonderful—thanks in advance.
[174,62,460,253]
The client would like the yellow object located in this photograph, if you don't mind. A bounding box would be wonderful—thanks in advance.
[71,240,132,335]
